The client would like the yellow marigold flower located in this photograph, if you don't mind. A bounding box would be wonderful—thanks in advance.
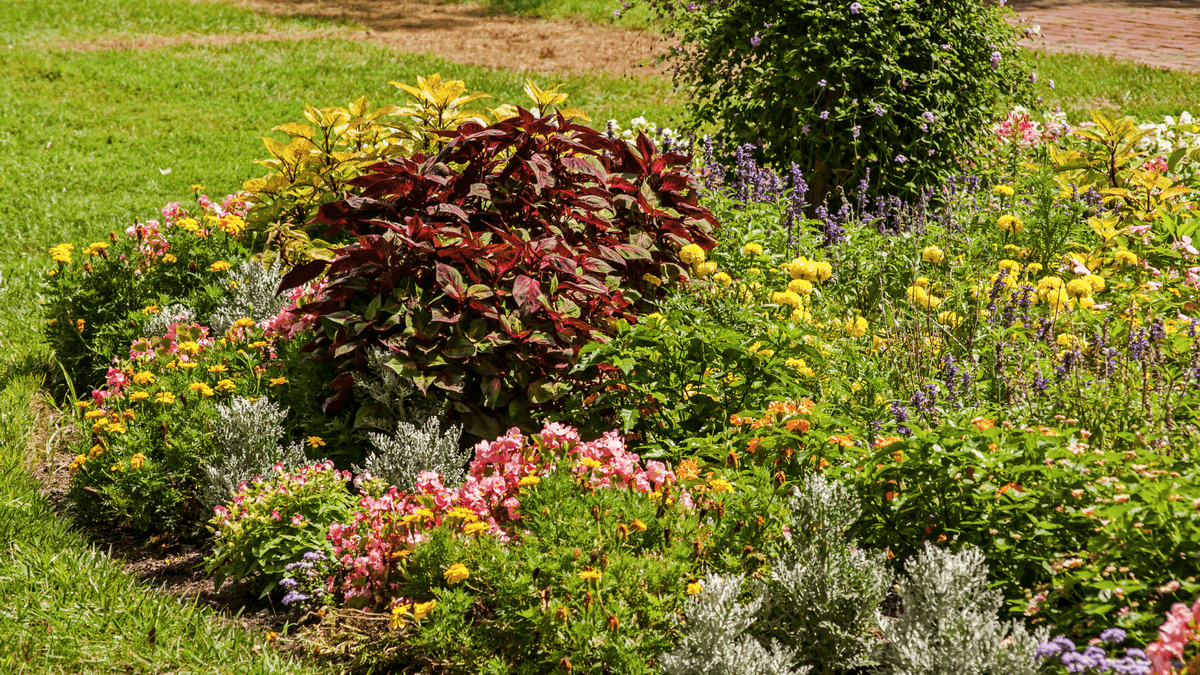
[913,276,930,288]
[389,604,407,631]
[142,304,159,314]
[306,436,326,448]
[269,377,289,387]
[518,475,541,487]
[462,521,488,535]
[997,214,1024,234]
[74,400,92,409]
[177,341,201,356]
[906,285,931,308]
[921,246,945,264]
[631,518,647,532]
[110,462,124,472]
[162,253,178,263]
[998,259,1022,277]
[191,382,216,397]
[694,261,718,278]
[176,218,200,233]
[1045,288,1070,313]
[743,242,764,256]
[129,391,150,402]
[785,357,815,378]
[105,421,127,434]
[579,457,602,469]
[76,319,86,333]
[687,581,704,595]
[215,379,237,393]
[679,243,706,266]
[814,261,832,282]
[1036,276,1063,296]
[444,563,470,585]
[1077,296,1096,310]
[1065,278,1092,299]
[412,600,437,621]
[938,310,962,328]
[872,335,888,352]
[154,391,176,405]
[579,569,603,581]
[771,291,802,309]
[49,243,74,264]
[249,341,268,349]
[218,215,245,236]
[993,184,1015,197]
[988,272,1016,291]
[709,478,733,493]
[790,306,812,323]
[178,361,198,369]
[1083,274,1105,293]
[1113,250,1137,266]
[234,318,256,329]
[712,271,733,287]
[208,364,228,374]
[787,278,814,296]
[129,453,146,470]
[209,260,231,273]
[68,454,87,475]
[85,241,109,256]
[642,272,662,287]
[133,371,155,385]
[1026,262,1044,277]
[844,315,868,338]
[84,409,107,420]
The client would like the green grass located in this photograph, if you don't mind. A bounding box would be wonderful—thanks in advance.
[453,0,656,28]
[0,0,350,45]
[1035,51,1200,122]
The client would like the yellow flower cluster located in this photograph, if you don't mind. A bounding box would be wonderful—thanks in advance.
[84,241,109,257]
[921,246,945,264]
[742,242,763,256]
[785,357,815,378]
[997,214,1024,234]
[1114,250,1138,266]
[679,244,706,266]
[771,291,802,309]
[844,315,868,338]
[786,257,833,283]
[50,243,74,264]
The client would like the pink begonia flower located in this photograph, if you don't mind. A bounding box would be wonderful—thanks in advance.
[1175,235,1199,257]
[1185,268,1200,290]
[271,510,282,522]
[292,513,305,527]
[1069,258,1092,276]
[1144,281,1164,292]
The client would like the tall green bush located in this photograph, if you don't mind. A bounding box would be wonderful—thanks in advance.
[647,0,1032,199]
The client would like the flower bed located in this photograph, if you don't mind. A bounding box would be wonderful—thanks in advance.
[38,69,1200,673]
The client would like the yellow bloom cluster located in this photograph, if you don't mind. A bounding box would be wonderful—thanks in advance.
[997,214,1024,234]
[787,279,814,296]
[679,244,706,266]
[1114,250,1138,266]
[786,257,833,283]
[209,260,232,273]
[785,357,815,378]
[921,246,945,264]
[444,563,470,584]
[771,291,802,309]
[993,184,1015,197]
[742,242,763,256]
[50,243,74,264]
[844,316,868,338]
[84,241,109,257]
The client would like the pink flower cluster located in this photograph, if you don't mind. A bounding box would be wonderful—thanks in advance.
[993,109,1045,149]
[124,193,250,262]
[128,322,214,363]
[260,277,327,340]
[1147,595,1200,674]
[327,422,681,609]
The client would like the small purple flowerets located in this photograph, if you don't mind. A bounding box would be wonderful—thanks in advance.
[849,2,863,14]
[1036,629,1150,675]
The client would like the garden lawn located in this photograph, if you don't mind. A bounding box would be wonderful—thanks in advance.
[0,1,681,668]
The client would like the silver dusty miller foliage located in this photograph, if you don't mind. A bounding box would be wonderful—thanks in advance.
[145,303,193,336]
[875,543,1047,675]
[759,473,892,672]
[356,416,466,492]
[351,347,466,491]
[200,396,305,508]
[207,259,288,334]
[660,573,807,675]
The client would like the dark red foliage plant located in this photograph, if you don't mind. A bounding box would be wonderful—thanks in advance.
[279,110,718,439]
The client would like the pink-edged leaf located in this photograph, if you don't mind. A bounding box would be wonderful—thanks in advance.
[435,262,467,301]
[512,274,543,314]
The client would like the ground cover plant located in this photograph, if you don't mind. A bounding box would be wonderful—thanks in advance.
[10,0,1200,672]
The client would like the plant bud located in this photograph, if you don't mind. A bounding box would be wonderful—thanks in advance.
[607,614,619,631]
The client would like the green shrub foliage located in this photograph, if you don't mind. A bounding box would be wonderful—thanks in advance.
[281,110,718,439]
[646,0,1032,198]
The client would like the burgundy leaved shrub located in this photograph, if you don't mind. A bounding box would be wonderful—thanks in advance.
[280,110,718,439]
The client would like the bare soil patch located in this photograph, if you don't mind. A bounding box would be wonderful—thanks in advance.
[56,0,669,78]
[1011,0,1200,72]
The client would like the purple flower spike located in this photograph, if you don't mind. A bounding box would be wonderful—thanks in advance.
[751,33,762,47]
[850,2,862,14]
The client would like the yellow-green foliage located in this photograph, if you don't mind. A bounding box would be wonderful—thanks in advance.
[242,75,591,266]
